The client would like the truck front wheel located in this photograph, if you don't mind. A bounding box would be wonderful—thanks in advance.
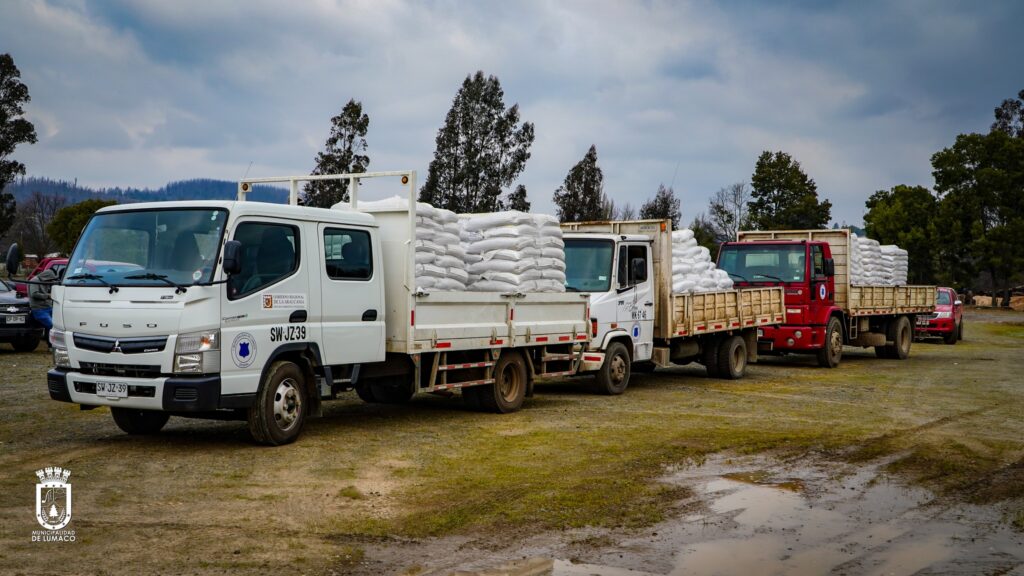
[817,318,843,368]
[248,361,307,446]
[716,335,747,379]
[111,408,170,435]
[592,342,631,395]
[476,351,527,412]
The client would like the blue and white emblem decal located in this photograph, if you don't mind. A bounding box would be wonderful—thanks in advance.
[231,332,257,368]
[819,284,827,300]
[632,323,641,338]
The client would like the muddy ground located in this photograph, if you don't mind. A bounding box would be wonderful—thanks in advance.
[0,308,1022,575]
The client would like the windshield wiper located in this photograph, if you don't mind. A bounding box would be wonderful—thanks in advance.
[726,271,748,282]
[124,273,190,294]
[752,273,785,283]
[66,273,119,294]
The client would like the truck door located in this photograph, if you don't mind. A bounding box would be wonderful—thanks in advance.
[616,243,655,362]
[317,224,385,365]
[220,219,315,396]
[810,244,834,314]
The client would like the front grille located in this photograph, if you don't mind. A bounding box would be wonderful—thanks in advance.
[72,381,156,397]
[173,387,199,401]
[73,333,167,354]
[78,362,161,378]
[1,305,30,315]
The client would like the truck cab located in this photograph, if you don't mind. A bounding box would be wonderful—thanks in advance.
[717,239,839,355]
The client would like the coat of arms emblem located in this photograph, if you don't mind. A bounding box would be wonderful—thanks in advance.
[35,467,72,530]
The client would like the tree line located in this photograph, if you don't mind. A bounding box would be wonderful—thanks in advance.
[2,50,1021,298]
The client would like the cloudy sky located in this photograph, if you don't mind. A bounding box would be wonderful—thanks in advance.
[3,0,1022,225]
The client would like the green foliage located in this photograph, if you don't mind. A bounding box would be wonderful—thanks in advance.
[0,54,38,238]
[504,184,530,211]
[640,184,681,230]
[748,151,831,230]
[931,129,1024,291]
[553,145,606,222]
[689,213,720,258]
[420,71,534,213]
[992,88,1024,138]
[47,199,117,255]
[708,182,749,243]
[864,185,938,284]
[303,99,369,208]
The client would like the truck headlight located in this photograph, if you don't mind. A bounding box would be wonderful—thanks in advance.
[174,330,220,374]
[49,329,66,348]
[53,347,71,368]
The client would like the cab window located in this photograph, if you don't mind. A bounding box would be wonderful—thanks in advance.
[228,222,299,299]
[324,228,372,280]
[617,244,648,289]
[812,245,825,278]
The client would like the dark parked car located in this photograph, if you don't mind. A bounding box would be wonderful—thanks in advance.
[0,279,44,352]
[915,286,963,345]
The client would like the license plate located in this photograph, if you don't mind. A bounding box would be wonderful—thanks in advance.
[95,382,128,398]
[757,328,764,338]
[916,317,929,326]
[3,315,25,324]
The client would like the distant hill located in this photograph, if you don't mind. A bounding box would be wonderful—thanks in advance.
[3,177,289,205]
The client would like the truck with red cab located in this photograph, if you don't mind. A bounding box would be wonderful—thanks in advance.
[914,287,963,344]
[716,229,935,367]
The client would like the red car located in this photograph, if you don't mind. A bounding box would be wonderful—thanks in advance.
[14,257,68,296]
[915,287,963,344]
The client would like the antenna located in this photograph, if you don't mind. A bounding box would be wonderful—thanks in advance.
[241,161,254,180]
[669,160,680,190]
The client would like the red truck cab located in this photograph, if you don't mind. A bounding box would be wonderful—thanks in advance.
[718,239,840,355]
[915,287,963,344]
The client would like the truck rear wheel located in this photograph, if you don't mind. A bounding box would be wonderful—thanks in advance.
[592,341,631,395]
[355,385,377,403]
[889,316,912,359]
[817,317,844,368]
[369,376,414,404]
[475,351,527,412]
[248,361,307,446]
[110,408,170,435]
[703,337,722,378]
[716,335,747,379]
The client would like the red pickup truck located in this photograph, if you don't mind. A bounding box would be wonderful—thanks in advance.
[914,287,963,344]
[14,258,68,296]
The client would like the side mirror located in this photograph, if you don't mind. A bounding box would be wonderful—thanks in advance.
[823,258,835,277]
[954,300,962,306]
[632,258,647,283]
[222,240,242,275]
[5,243,19,276]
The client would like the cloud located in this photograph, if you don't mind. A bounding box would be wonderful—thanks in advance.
[2,0,1022,225]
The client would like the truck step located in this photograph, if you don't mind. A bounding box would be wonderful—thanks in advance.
[540,354,575,362]
[432,378,495,390]
[438,361,495,372]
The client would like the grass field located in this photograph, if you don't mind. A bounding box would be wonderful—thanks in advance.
[0,309,1021,574]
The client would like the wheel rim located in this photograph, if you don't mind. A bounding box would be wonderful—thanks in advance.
[829,327,842,363]
[273,378,301,431]
[609,353,627,386]
[499,364,522,403]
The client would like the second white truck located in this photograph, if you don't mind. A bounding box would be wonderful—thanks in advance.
[562,220,785,394]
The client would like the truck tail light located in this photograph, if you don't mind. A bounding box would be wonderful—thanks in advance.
[591,318,598,338]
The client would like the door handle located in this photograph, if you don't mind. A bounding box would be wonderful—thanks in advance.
[644,302,654,307]
[289,310,307,323]
[362,309,378,322]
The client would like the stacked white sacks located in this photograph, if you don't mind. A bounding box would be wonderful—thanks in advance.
[880,245,909,286]
[670,229,733,294]
[850,235,887,285]
[460,211,566,293]
[412,203,469,291]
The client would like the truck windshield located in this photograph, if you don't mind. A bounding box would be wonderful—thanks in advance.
[564,238,614,292]
[66,208,228,287]
[718,244,807,283]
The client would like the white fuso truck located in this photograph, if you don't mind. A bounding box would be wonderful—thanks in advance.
[561,220,786,393]
[47,171,590,444]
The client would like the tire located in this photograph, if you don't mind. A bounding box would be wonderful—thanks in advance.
[11,335,40,353]
[703,337,722,378]
[817,317,844,368]
[943,323,958,345]
[476,351,528,412]
[110,408,170,435]
[355,385,377,403]
[248,361,307,446]
[632,362,657,374]
[592,342,631,395]
[462,385,482,410]
[716,335,747,380]
[884,316,912,360]
[958,321,964,341]
[369,376,414,404]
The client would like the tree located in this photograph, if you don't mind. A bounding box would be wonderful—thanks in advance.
[863,185,938,284]
[420,71,535,213]
[13,192,66,257]
[708,182,749,243]
[47,199,117,254]
[747,151,831,230]
[640,184,681,230]
[503,184,530,211]
[302,99,369,208]
[992,89,1024,138]
[689,213,720,258]
[619,202,637,220]
[553,145,606,222]
[931,129,1024,302]
[0,54,38,238]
